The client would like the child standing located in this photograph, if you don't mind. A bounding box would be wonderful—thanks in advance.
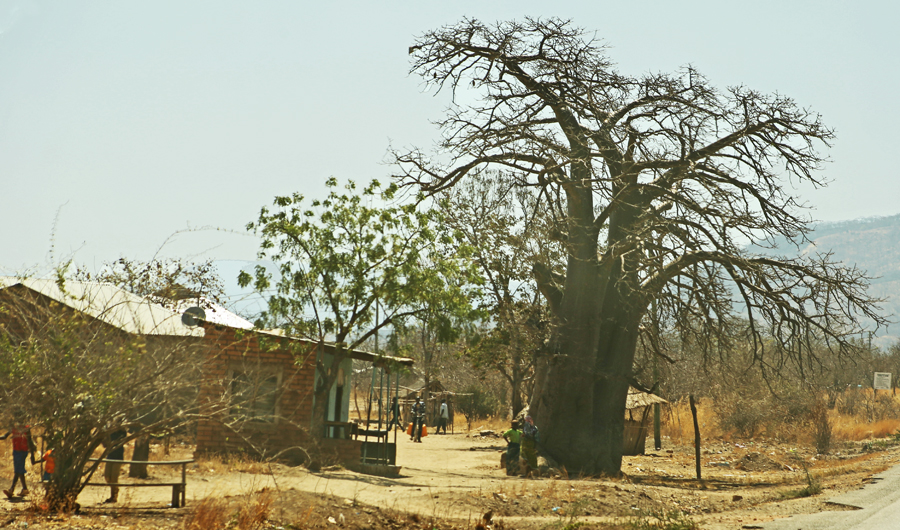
[1,418,37,498]
[502,421,521,476]
[39,448,54,483]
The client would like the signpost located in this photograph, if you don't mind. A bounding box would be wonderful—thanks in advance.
[874,372,892,396]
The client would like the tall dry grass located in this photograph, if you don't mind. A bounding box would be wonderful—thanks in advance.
[182,497,228,530]
[832,417,900,440]
[194,452,272,475]
[182,491,272,530]
[661,399,721,443]
[460,415,513,433]
[663,388,900,448]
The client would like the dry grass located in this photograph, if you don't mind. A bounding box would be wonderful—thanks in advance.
[661,399,721,443]
[235,489,273,530]
[182,490,272,530]
[661,390,900,448]
[182,497,229,530]
[462,415,515,434]
[832,417,900,441]
[194,452,272,475]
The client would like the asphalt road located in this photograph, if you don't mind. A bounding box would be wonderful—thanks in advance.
[761,464,900,530]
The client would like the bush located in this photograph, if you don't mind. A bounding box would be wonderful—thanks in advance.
[812,398,832,454]
[714,392,772,438]
[456,384,501,430]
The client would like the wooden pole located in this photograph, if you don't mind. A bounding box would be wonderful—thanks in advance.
[689,394,701,481]
[653,403,661,450]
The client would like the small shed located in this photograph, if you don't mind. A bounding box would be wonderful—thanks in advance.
[623,387,668,456]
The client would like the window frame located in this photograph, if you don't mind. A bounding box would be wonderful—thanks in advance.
[227,365,283,425]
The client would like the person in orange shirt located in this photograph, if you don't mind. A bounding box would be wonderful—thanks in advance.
[38,448,55,483]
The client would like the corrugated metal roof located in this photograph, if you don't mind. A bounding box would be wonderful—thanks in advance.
[241,326,414,366]
[0,277,253,337]
[167,298,255,331]
[1,278,410,366]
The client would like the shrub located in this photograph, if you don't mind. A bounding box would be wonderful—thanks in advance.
[812,398,832,454]
[456,384,501,430]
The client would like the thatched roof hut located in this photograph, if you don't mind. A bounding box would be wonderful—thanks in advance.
[623,387,668,456]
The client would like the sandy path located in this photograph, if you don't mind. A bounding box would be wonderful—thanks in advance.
[78,432,513,516]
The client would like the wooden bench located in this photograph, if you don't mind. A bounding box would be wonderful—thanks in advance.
[86,458,193,507]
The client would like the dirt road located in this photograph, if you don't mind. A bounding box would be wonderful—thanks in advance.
[50,433,900,529]
[80,431,509,515]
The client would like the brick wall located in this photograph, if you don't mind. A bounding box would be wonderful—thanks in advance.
[195,324,333,462]
[318,438,363,469]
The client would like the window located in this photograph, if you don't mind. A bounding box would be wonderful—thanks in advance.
[229,369,281,423]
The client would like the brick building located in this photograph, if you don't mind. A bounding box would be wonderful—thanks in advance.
[0,277,412,468]
[193,321,412,465]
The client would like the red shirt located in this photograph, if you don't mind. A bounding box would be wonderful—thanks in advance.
[10,427,30,452]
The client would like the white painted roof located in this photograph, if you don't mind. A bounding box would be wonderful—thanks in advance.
[0,277,253,337]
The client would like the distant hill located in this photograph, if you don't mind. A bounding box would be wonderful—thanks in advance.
[758,214,900,348]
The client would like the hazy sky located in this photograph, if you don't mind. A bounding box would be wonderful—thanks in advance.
[1,0,897,276]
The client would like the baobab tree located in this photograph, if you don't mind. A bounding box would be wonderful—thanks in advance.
[396,18,884,475]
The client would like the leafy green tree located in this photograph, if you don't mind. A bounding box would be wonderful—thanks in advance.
[396,18,884,474]
[240,178,479,435]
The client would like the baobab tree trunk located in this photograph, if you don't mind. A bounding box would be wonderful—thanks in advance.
[529,182,607,473]
[529,181,646,475]
[592,307,643,474]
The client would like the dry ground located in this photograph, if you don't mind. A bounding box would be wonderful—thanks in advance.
[1,431,899,529]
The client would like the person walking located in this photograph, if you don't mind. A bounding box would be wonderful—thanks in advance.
[438,399,449,434]
[102,429,127,504]
[1,415,36,499]
[38,448,54,484]
[387,397,405,431]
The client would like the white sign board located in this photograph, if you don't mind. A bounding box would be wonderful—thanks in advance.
[874,372,892,390]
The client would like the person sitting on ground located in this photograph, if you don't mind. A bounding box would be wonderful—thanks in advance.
[1,414,36,499]
[502,421,522,476]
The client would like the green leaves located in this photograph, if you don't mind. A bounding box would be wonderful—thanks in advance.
[245,178,481,350]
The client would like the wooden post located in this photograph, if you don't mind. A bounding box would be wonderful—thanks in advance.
[689,394,701,481]
[653,353,661,451]
[653,403,661,450]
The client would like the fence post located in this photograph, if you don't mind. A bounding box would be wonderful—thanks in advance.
[689,394,701,481]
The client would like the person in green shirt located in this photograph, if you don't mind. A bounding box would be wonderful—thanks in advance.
[502,421,521,476]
